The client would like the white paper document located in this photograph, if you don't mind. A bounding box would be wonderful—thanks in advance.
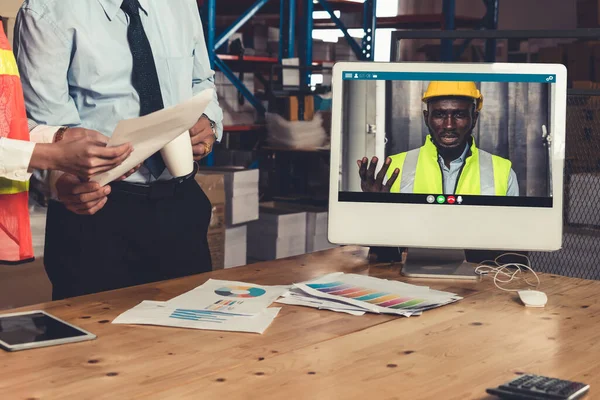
[112,301,281,334]
[293,273,462,317]
[276,289,367,316]
[91,89,214,186]
[166,279,289,316]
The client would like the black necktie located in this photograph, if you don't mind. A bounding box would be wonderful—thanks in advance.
[121,0,165,178]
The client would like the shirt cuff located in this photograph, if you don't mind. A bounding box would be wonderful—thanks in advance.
[29,125,62,144]
[202,102,224,142]
[48,170,65,201]
[0,137,36,182]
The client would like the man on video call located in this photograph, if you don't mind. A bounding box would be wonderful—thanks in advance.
[357,81,519,196]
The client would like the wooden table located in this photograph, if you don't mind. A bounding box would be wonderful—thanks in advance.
[1,247,599,400]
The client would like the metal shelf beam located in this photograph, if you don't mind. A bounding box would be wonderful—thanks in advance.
[214,0,271,51]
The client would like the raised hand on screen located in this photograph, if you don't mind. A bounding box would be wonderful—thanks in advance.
[356,156,399,193]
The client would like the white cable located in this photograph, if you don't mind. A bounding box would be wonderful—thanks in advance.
[475,253,540,292]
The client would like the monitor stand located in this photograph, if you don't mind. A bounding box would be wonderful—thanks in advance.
[400,248,479,280]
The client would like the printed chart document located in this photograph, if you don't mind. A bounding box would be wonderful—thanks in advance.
[112,280,288,334]
[293,273,462,317]
[112,301,281,335]
[166,279,289,315]
[91,89,214,186]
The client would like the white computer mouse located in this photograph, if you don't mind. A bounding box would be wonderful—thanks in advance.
[517,290,548,307]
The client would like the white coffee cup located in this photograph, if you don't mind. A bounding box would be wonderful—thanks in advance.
[160,131,194,178]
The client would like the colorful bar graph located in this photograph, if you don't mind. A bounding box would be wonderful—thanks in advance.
[308,283,427,311]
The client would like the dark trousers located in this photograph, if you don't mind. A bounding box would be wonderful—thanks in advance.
[44,177,212,300]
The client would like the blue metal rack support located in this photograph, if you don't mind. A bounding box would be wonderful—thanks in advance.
[206,0,217,67]
[214,0,272,51]
[203,0,267,117]
[317,0,364,60]
[441,0,456,61]
[213,57,266,115]
[484,0,499,62]
[301,0,314,88]
[362,0,377,60]
[279,0,296,61]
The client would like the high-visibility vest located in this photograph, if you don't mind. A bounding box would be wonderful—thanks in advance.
[387,135,512,195]
[0,30,34,264]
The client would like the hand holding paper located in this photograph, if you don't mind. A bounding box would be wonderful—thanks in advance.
[90,89,215,186]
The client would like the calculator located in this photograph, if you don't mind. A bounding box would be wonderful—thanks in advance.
[486,374,590,399]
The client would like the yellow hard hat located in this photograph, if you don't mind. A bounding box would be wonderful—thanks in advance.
[422,81,483,111]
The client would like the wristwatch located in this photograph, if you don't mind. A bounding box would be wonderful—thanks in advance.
[203,114,217,138]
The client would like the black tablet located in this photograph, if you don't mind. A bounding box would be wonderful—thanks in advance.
[0,310,96,352]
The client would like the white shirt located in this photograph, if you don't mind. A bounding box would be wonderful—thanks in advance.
[0,125,56,181]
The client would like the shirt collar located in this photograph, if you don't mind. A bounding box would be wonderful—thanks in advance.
[97,0,149,21]
[437,140,471,164]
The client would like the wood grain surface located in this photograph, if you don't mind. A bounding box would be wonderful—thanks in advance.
[1,246,598,400]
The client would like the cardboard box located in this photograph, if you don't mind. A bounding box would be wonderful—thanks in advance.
[566,41,597,82]
[224,225,247,269]
[195,173,226,270]
[538,46,566,65]
[198,167,260,226]
[577,0,600,28]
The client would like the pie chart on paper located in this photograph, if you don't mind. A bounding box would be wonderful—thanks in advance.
[215,286,267,298]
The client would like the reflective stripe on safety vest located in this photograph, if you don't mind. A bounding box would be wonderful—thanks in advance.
[387,135,511,195]
[0,48,20,77]
[0,178,29,195]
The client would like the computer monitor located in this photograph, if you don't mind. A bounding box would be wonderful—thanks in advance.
[328,61,567,279]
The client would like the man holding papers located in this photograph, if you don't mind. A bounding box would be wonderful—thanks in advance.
[14,0,224,299]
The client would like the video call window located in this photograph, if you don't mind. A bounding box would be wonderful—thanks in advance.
[338,72,555,208]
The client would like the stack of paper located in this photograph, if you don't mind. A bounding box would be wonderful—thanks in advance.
[276,273,462,317]
[113,279,288,334]
[247,207,307,261]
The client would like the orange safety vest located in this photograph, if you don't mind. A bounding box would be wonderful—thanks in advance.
[0,30,34,264]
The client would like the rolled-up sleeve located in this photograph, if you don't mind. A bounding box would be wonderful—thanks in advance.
[189,1,223,142]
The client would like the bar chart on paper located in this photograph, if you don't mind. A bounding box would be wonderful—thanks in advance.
[112,300,282,334]
[169,309,249,323]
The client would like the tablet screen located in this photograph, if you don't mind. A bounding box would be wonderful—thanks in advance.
[0,312,88,346]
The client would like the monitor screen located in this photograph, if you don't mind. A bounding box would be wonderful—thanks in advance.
[328,62,566,252]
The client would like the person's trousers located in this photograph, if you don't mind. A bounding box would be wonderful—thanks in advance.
[43,175,213,300]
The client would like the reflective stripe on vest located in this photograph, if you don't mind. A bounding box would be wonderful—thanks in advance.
[0,179,29,195]
[0,48,20,76]
[387,136,511,195]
